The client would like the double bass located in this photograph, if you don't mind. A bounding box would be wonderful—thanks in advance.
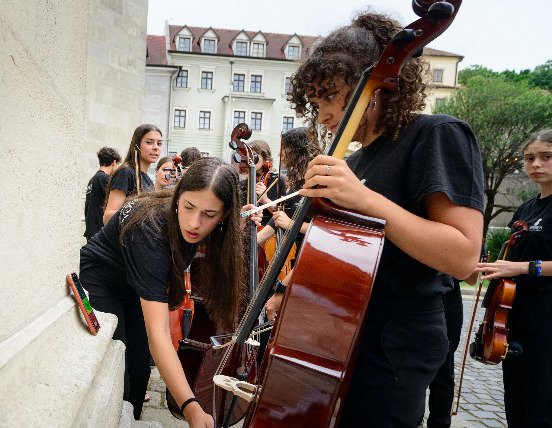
[469,221,529,364]
[212,2,463,426]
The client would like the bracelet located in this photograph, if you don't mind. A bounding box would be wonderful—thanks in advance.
[529,260,543,277]
[180,397,199,416]
[273,279,287,294]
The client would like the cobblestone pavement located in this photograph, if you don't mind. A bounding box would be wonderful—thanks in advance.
[452,294,507,428]
[142,292,508,428]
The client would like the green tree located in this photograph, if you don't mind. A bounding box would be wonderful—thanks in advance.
[530,60,552,90]
[434,75,552,235]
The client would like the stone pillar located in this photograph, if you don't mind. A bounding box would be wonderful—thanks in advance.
[0,0,148,425]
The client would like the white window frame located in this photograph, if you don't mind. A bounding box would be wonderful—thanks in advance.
[287,45,301,60]
[251,42,265,58]
[235,41,248,56]
[178,37,192,52]
[433,69,444,83]
[202,38,217,54]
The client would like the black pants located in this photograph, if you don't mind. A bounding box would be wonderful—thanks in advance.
[80,269,150,420]
[338,295,448,428]
[427,281,463,428]
[503,288,552,428]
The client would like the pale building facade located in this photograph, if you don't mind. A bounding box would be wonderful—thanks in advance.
[423,47,464,113]
[146,28,463,163]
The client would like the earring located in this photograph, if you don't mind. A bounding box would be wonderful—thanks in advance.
[219,219,224,231]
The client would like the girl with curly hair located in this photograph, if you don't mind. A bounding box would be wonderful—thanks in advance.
[288,11,485,427]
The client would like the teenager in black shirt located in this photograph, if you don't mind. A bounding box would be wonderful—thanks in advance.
[103,124,162,224]
[80,158,261,426]
[84,146,121,241]
[476,129,552,427]
[288,12,485,427]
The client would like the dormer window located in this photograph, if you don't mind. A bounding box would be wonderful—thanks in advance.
[236,41,248,56]
[287,45,300,60]
[203,39,216,54]
[178,37,192,52]
[251,42,265,58]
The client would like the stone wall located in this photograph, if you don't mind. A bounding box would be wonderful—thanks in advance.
[0,0,148,425]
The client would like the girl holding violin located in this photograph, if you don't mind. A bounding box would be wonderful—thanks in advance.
[288,11,484,426]
[80,158,261,425]
[103,124,161,224]
[236,140,282,226]
[475,129,552,427]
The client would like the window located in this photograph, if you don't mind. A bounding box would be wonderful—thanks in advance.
[203,39,216,54]
[287,46,300,60]
[435,98,445,108]
[201,71,213,89]
[251,112,262,130]
[251,43,265,57]
[178,37,191,52]
[174,110,186,128]
[199,111,211,129]
[251,75,262,93]
[282,117,294,132]
[433,69,443,82]
[233,74,245,92]
[236,42,248,56]
[234,110,246,127]
[285,77,291,95]
[176,70,188,88]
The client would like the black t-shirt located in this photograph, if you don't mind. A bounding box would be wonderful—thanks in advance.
[506,193,552,290]
[346,114,485,298]
[110,165,154,196]
[80,200,197,302]
[84,170,110,240]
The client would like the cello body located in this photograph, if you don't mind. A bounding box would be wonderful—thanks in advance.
[167,253,265,425]
[243,198,385,427]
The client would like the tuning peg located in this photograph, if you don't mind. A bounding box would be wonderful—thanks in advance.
[428,1,455,21]
[392,28,417,47]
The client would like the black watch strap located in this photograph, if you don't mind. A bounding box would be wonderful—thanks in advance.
[273,280,287,294]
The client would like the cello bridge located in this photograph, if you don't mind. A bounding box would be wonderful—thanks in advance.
[213,375,258,403]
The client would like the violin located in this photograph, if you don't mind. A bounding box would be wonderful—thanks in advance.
[469,220,529,364]
[212,2,463,426]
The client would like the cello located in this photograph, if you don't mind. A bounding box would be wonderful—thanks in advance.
[165,125,267,425]
[212,2,463,426]
[469,221,529,364]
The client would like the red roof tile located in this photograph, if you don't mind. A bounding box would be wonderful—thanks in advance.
[167,25,319,60]
[146,35,167,65]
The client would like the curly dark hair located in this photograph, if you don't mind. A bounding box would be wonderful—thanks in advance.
[288,11,429,142]
[97,147,121,166]
[281,127,321,192]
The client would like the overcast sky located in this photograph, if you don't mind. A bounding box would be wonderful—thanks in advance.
[147,0,552,73]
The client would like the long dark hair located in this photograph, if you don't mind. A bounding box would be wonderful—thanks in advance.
[121,158,245,331]
[103,124,162,209]
[289,11,428,143]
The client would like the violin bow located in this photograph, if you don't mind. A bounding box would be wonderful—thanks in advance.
[452,250,489,415]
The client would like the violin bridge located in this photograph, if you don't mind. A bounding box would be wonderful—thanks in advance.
[213,375,257,403]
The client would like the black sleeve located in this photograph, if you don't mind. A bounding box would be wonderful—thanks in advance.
[120,213,171,303]
[110,167,137,196]
[408,120,484,213]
